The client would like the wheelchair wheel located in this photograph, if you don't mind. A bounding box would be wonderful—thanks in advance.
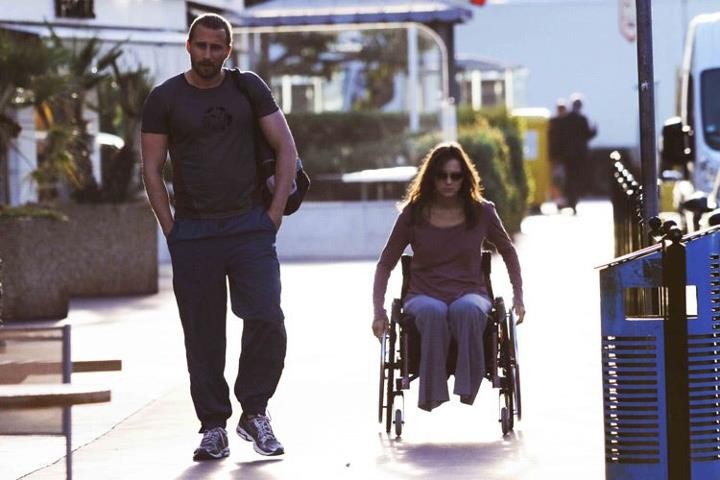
[508,310,522,420]
[385,314,398,434]
[378,334,387,424]
[385,348,395,434]
[512,364,522,421]
[497,306,516,435]
[394,408,403,437]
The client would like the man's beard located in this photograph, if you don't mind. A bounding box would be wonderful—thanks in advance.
[191,59,223,80]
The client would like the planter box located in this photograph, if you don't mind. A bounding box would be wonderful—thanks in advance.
[0,217,69,320]
[0,202,158,321]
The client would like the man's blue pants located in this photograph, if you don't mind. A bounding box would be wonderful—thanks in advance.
[167,206,286,432]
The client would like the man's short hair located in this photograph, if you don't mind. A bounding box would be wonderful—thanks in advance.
[188,13,233,46]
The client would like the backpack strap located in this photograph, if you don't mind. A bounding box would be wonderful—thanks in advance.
[228,68,255,115]
[228,68,275,164]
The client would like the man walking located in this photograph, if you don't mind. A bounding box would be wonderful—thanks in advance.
[548,99,569,208]
[141,13,297,460]
[563,94,597,214]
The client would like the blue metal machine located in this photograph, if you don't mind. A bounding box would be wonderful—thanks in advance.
[598,225,720,479]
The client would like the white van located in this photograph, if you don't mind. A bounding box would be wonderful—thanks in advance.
[680,12,720,192]
[662,12,720,229]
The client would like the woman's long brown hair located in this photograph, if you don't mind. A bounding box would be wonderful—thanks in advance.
[403,142,484,228]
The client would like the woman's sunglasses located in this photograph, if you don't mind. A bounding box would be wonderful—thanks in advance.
[435,172,464,182]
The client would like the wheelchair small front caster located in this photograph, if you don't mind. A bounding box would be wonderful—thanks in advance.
[394,408,403,437]
[500,407,510,436]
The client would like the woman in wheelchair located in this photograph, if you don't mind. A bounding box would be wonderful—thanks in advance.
[372,142,525,412]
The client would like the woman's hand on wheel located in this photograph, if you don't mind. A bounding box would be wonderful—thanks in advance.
[513,304,526,325]
[372,314,389,339]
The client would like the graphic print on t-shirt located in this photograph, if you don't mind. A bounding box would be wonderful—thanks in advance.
[202,106,232,133]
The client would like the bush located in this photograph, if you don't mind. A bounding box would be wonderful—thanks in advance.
[458,107,529,211]
[460,126,525,234]
[286,111,438,174]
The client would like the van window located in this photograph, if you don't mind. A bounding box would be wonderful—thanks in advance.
[701,68,720,151]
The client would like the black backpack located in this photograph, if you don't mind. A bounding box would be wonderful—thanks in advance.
[229,68,310,215]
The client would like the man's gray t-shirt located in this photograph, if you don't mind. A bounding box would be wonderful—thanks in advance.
[141,69,279,218]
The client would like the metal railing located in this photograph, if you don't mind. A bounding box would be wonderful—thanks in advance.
[610,151,645,258]
[609,151,681,318]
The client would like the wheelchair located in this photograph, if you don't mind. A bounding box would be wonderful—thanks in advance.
[378,251,521,437]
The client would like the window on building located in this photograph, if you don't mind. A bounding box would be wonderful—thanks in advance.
[458,78,473,107]
[481,80,505,108]
[55,0,95,19]
[701,69,720,151]
[290,84,315,113]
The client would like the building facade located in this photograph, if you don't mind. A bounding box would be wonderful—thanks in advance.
[0,0,191,205]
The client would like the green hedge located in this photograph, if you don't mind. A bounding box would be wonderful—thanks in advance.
[458,107,529,212]
[286,112,437,174]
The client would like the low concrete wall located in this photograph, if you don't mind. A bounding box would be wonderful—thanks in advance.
[275,201,399,260]
[0,202,158,320]
[157,201,401,263]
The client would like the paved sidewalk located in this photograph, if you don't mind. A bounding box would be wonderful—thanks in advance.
[3,200,615,480]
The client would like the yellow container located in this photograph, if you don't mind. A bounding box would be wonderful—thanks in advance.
[512,108,551,210]
[659,178,677,213]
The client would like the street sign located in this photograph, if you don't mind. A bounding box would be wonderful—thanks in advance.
[618,0,636,42]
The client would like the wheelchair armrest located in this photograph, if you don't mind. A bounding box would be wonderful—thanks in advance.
[400,255,412,300]
[493,297,506,319]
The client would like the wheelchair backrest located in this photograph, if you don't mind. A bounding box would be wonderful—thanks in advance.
[400,255,412,300]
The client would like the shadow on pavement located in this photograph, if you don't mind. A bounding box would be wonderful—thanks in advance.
[375,431,527,477]
[230,458,283,479]
[175,460,226,480]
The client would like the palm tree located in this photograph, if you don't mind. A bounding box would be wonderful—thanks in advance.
[0,30,53,202]
[42,32,123,202]
[2,27,148,205]
[96,63,153,201]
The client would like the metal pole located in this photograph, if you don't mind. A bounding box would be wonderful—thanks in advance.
[635,0,659,244]
[407,25,420,133]
[661,229,690,480]
[62,324,73,480]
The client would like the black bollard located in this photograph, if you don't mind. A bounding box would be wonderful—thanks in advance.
[661,225,690,480]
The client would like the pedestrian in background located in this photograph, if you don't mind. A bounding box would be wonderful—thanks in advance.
[548,99,569,208]
[371,142,525,412]
[563,94,597,214]
[141,13,296,461]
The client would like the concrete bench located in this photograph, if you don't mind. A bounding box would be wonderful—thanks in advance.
[0,383,111,408]
[0,359,122,384]
[0,323,120,479]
